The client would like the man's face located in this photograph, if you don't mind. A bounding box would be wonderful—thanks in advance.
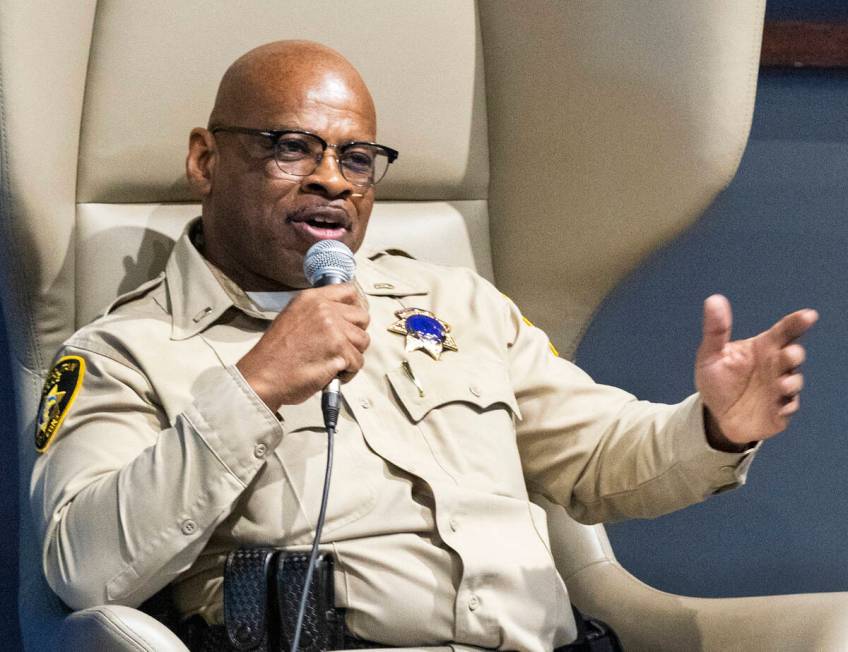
[191,64,378,290]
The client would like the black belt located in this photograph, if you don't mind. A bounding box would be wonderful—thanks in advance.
[171,547,622,652]
[172,547,376,652]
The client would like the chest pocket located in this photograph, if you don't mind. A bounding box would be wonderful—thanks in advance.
[386,356,526,495]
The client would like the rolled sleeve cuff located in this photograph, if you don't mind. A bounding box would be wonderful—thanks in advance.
[673,393,760,494]
[183,365,284,486]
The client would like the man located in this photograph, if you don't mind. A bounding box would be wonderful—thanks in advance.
[31,41,816,650]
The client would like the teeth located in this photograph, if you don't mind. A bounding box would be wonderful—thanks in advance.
[312,216,338,225]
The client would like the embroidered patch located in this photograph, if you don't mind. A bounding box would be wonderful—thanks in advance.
[35,356,86,453]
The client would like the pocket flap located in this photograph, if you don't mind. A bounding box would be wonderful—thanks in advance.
[386,355,521,423]
[278,393,325,432]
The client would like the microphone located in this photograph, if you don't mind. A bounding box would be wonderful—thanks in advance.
[303,240,357,430]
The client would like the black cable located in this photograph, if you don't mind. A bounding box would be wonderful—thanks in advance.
[290,424,335,652]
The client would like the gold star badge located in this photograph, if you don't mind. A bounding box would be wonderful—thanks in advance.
[388,308,458,360]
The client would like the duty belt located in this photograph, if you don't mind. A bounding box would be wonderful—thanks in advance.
[177,548,382,652]
[170,547,622,652]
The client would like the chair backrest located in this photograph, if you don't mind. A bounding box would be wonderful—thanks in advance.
[0,1,764,648]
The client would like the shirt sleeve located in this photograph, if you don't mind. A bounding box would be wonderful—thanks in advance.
[502,296,757,524]
[30,343,283,610]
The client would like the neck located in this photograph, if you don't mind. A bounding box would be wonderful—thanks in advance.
[196,235,302,292]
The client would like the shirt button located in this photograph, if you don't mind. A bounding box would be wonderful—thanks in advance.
[360,398,371,409]
[181,519,197,535]
[468,594,480,611]
[254,443,268,458]
[449,517,459,532]
[468,385,481,397]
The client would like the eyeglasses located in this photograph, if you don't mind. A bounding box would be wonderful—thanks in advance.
[210,126,398,188]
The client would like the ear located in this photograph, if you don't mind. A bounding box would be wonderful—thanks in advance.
[186,127,216,197]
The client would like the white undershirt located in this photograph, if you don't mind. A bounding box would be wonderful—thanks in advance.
[246,290,299,313]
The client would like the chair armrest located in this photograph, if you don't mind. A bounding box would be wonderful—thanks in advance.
[59,605,189,651]
[58,607,455,652]
[567,560,848,651]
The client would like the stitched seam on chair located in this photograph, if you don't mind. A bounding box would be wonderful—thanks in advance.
[91,609,153,652]
[560,558,615,583]
[0,31,42,374]
[72,2,104,327]
[565,558,682,605]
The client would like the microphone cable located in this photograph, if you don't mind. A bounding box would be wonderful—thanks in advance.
[290,422,335,652]
[292,239,353,651]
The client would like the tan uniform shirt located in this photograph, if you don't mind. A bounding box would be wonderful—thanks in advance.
[31,223,756,651]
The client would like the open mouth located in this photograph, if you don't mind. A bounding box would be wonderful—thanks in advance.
[304,215,345,230]
[289,210,349,240]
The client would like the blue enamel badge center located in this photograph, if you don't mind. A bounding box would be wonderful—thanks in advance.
[388,308,458,360]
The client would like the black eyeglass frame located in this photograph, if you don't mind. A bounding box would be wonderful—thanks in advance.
[209,125,399,187]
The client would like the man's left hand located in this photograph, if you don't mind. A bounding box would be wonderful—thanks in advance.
[694,294,818,449]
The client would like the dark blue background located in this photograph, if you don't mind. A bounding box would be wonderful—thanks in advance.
[582,0,848,598]
[583,66,848,597]
[5,2,848,648]
[767,0,848,21]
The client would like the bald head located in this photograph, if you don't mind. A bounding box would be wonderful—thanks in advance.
[187,40,382,291]
[209,40,376,132]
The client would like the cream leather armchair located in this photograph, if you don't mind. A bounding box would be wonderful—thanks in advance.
[3,1,848,650]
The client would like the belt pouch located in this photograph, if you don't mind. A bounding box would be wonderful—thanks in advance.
[224,547,278,651]
[277,552,345,652]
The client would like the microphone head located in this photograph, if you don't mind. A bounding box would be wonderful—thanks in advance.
[303,240,356,286]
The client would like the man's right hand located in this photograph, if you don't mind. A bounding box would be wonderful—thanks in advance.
[236,283,370,410]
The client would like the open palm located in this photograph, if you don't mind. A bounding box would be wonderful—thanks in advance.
[694,295,818,445]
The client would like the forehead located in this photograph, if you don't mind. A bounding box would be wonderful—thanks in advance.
[231,61,376,140]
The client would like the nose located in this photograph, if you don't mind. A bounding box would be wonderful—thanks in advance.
[302,149,353,199]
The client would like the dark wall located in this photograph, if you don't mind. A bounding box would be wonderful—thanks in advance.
[0,319,19,645]
[579,67,848,597]
[767,0,848,21]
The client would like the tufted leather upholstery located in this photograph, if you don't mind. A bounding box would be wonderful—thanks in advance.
[3,1,848,650]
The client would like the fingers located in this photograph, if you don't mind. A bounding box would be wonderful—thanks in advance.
[328,329,367,383]
[772,369,804,422]
[290,284,370,328]
[242,283,371,408]
[778,371,804,397]
[699,294,732,357]
[338,302,370,330]
[305,282,363,306]
[324,318,370,375]
[780,343,806,372]
[770,311,815,420]
[769,308,819,346]
[778,394,801,418]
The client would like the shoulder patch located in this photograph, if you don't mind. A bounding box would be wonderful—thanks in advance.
[35,356,86,453]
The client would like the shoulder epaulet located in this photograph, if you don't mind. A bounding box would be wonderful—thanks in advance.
[103,272,166,316]
[367,247,417,262]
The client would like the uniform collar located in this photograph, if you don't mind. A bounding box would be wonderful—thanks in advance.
[355,248,429,298]
[166,220,238,340]
[165,220,429,339]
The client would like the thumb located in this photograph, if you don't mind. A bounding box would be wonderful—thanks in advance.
[699,294,732,359]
